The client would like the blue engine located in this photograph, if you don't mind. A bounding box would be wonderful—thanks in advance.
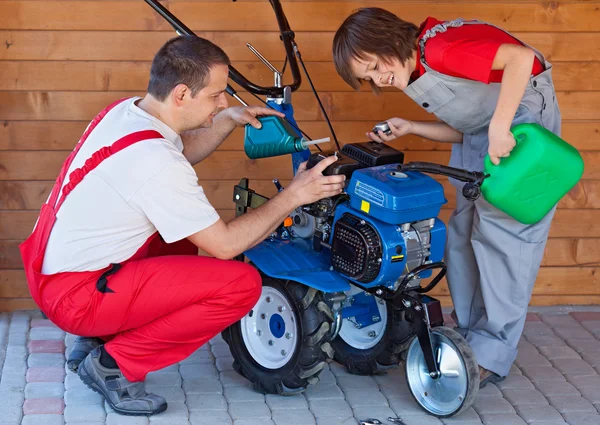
[329,164,447,290]
[243,142,449,294]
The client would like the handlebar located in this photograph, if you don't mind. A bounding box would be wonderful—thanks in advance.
[143,0,302,98]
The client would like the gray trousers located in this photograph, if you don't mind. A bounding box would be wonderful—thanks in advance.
[445,83,562,377]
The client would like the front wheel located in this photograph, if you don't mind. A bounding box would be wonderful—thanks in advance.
[331,287,413,375]
[405,327,479,418]
[222,275,334,395]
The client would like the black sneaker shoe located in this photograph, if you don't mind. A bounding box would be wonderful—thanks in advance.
[67,336,103,373]
[78,347,167,416]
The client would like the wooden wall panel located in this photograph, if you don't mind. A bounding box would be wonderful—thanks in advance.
[1,0,599,311]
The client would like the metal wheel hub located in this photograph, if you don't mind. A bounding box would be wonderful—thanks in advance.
[405,330,468,416]
[241,286,298,369]
[338,287,387,350]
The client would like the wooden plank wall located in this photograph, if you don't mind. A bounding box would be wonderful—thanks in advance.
[0,0,599,311]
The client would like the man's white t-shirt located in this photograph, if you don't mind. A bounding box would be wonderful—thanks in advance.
[41,97,220,274]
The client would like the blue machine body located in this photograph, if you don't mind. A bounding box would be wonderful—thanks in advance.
[244,149,448,293]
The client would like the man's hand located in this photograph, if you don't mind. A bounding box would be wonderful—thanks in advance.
[285,155,346,206]
[367,117,414,143]
[488,124,516,165]
[224,106,285,129]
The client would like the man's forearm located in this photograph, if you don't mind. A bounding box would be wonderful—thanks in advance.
[221,190,298,258]
[181,112,236,165]
[410,121,463,143]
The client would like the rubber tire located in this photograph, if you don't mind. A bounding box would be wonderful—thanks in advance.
[405,326,479,418]
[222,275,334,396]
[331,301,414,375]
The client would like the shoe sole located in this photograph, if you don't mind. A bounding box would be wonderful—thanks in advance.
[479,373,505,389]
[78,360,167,416]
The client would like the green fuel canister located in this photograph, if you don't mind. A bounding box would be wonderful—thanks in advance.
[481,123,584,224]
[244,116,329,159]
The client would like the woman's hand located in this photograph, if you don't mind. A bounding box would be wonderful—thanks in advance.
[367,117,414,143]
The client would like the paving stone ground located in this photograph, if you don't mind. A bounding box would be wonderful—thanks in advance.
[1,307,600,425]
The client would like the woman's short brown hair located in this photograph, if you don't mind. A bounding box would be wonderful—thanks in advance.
[332,8,419,92]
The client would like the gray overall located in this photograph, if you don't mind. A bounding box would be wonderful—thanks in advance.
[403,18,561,377]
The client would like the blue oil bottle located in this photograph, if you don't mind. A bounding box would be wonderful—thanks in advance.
[244,116,329,159]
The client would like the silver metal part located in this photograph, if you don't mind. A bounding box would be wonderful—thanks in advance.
[394,219,434,291]
[372,121,392,136]
[233,93,249,107]
[247,43,282,88]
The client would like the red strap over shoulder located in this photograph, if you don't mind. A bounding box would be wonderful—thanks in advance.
[55,130,163,211]
[48,97,131,209]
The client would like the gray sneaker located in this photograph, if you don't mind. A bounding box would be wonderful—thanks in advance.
[67,336,103,373]
[78,347,167,416]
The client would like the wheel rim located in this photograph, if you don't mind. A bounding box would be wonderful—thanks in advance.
[405,330,468,416]
[241,285,298,369]
[338,287,387,350]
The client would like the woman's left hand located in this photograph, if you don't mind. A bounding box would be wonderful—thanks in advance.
[488,126,516,165]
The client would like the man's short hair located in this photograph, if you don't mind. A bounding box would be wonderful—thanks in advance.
[148,35,231,101]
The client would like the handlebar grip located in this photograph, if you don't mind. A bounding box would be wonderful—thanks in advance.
[398,162,487,183]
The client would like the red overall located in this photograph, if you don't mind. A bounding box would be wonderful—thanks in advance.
[20,98,262,382]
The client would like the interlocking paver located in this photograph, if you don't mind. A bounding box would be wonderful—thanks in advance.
[228,402,272,420]
[579,386,600,404]
[534,380,580,396]
[29,328,65,341]
[496,374,534,390]
[552,359,597,376]
[336,375,379,392]
[345,389,389,408]
[148,401,189,420]
[180,364,219,380]
[537,345,581,360]
[303,383,345,401]
[396,417,443,425]
[567,338,600,353]
[562,412,600,425]
[219,371,251,388]
[182,378,223,394]
[26,367,65,383]
[24,382,64,398]
[20,414,64,425]
[514,404,564,422]
[234,420,274,425]
[552,325,593,340]
[3,308,600,425]
[315,418,358,425]
[272,409,316,425]
[473,397,515,415]
[566,374,600,390]
[145,385,186,403]
[64,388,104,405]
[186,394,227,411]
[63,404,106,422]
[387,396,428,416]
[266,394,308,411]
[224,385,265,402]
[502,389,548,406]
[145,371,182,387]
[440,407,482,424]
[27,353,65,368]
[28,340,65,354]
[479,413,527,425]
[547,395,597,414]
[106,413,149,425]
[521,366,566,382]
[189,410,232,425]
[308,399,352,418]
